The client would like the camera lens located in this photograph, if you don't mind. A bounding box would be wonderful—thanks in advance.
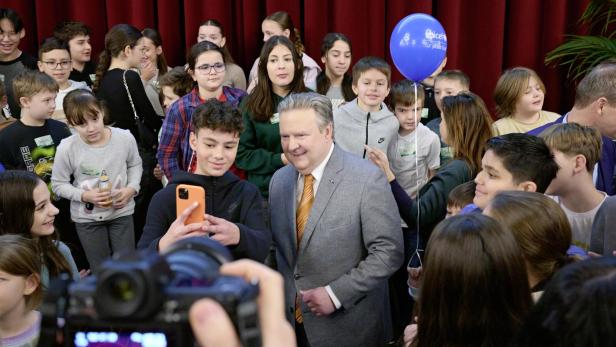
[95,271,145,318]
[110,276,137,302]
[179,188,188,199]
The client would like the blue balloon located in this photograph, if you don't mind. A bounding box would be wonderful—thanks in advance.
[390,13,447,82]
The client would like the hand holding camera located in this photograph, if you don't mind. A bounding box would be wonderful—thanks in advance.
[40,237,262,347]
[190,259,296,347]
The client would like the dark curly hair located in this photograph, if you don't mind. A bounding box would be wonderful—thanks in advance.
[192,99,244,135]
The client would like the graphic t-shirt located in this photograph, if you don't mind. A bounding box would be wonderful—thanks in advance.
[0,119,71,196]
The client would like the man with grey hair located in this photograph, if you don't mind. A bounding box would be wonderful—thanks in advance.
[529,60,616,195]
[269,92,403,347]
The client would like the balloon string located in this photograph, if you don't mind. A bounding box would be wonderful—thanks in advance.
[413,82,421,259]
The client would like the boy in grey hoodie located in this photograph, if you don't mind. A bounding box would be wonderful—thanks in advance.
[333,57,399,159]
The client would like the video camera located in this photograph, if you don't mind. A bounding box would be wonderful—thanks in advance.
[38,237,260,347]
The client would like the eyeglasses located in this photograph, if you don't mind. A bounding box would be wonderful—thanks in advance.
[42,60,72,69]
[195,62,225,74]
[0,31,19,39]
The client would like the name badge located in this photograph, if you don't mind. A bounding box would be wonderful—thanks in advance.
[421,108,430,119]
[270,112,280,124]
[399,141,416,157]
[34,135,54,147]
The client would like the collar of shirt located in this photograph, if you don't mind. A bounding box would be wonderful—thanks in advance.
[296,143,335,201]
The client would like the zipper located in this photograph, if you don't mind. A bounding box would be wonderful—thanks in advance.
[362,112,371,158]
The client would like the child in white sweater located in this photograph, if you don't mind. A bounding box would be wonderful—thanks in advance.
[51,89,142,269]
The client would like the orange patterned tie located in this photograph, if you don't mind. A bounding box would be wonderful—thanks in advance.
[295,174,314,324]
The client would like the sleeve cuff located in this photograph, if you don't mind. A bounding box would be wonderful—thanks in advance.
[325,285,342,309]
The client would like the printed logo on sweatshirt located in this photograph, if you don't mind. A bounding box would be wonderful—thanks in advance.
[378,137,385,144]
[80,163,102,177]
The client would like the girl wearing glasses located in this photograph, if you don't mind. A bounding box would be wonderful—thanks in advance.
[157,41,246,180]
[236,36,308,198]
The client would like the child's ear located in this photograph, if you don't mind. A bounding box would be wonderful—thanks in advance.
[123,45,133,58]
[519,181,538,193]
[574,154,588,174]
[19,96,30,108]
[37,61,45,72]
[189,131,197,151]
[18,28,25,40]
[282,28,291,38]
[219,37,226,48]
[23,274,39,296]
[188,68,196,82]
[321,55,326,64]
[352,83,358,95]
[155,46,163,56]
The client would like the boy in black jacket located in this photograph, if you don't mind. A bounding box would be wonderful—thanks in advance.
[137,100,270,262]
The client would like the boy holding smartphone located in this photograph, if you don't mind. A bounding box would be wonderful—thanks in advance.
[137,100,271,262]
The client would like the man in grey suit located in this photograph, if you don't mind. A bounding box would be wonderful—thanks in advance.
[269,92,404,347]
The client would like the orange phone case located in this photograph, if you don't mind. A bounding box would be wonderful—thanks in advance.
[176,184,206,225]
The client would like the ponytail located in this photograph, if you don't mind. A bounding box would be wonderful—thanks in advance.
[265,11,304,55]
[93,49,110,92]
[292,28,304,55]
[93,24,143,93]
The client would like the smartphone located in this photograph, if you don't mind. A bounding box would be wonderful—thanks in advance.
[176,184,206,225]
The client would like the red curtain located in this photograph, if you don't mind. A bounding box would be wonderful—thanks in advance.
[0,0,590,115]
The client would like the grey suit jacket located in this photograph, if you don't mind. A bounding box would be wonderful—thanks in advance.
[269,145,404,347]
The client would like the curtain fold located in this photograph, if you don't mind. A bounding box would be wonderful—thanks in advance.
[2,0,590,114]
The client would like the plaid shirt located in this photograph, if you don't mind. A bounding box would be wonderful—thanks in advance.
[157,86,246,179]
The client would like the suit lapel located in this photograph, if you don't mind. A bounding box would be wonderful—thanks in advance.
[298,146,344,252]
[282,168,299,260]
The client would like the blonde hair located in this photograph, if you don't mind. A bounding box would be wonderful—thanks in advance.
[494,67,546,118]
[13,70,58,103]
[539,123,602,173]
